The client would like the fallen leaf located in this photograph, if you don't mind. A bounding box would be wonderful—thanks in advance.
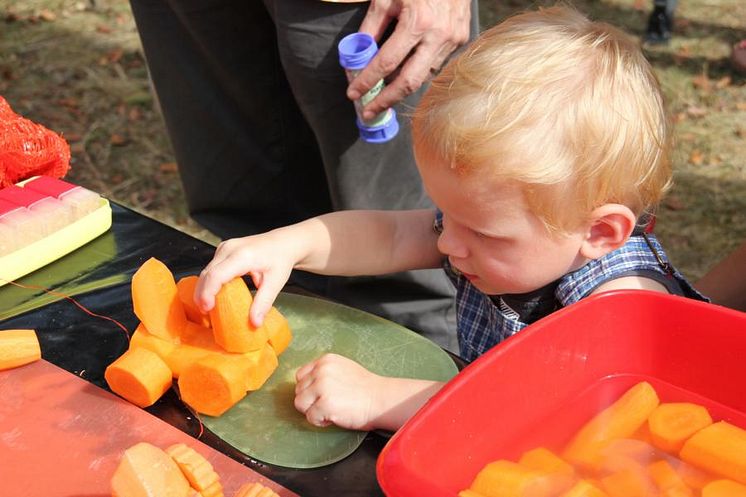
[110,133,128,146]
[689,149,704,165]
[673,112,688,124]
[128,106,142,122]
[106,49,123,63]
[692,74,711,91]
[96,24,111,34]
[736,102,746,111]
[38,9,56,21]
[159,162,178,173]
[735,128,746,139]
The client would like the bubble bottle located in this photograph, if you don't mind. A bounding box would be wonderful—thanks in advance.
[338,32,399,143]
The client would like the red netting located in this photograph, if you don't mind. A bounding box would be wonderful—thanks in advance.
[0,95,71,188]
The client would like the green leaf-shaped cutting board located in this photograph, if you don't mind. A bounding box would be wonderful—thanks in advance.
[200,292,458,469]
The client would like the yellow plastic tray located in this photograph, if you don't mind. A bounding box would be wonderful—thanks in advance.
[0,198,113,287]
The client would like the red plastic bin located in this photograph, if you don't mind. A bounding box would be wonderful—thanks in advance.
[376,290,746,497]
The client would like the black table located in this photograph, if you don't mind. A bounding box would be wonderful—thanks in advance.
[0,203,415,497]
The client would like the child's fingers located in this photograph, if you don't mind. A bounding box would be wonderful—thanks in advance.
[303,401,334,428]
[249,268,291,327]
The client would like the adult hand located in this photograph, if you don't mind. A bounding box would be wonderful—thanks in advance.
[348,0,472,120]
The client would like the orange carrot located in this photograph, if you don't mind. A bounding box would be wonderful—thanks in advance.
[131,257,187,343]
[518,447,575,478]
[239,343,278,391]
[563,382,660,470]
[648,402,713,453]
[178,355,248,416]
[648,460,693,497]
[559,480,609,497]
[679,421,746,484]
[167,323,225,378]
[594,438,658,475]
[177,275,211,328]
[458,490,489,497]
[0,329,41,370]
[701,479,746,497]
[676,461,714,490]
[469,459,574,497]
[600,465,656,497]
[263,306,292,356]
[166,443,222,495]
[105,347,173,408]
[209,277,268,353]
[232,483,279,497]
[111,442,191,497]
[129,323,178,362]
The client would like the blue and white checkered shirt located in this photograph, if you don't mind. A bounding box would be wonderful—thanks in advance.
[434,212,707,362]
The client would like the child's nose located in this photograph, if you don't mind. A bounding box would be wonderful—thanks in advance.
[437,226,468,259]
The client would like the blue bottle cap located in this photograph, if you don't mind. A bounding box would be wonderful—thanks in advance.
[338,33,378,70]
[357,109,400,143]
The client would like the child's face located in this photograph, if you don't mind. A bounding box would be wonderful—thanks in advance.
[419,160,590,296]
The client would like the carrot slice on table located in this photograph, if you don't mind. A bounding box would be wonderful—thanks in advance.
[209,277,268,353]
[679,421,746,484]
[648,402,713,453]
[263,306,292,356]
[105,347,173,408]
[518,447,575,477]
[166,443,222,496]
[232,482,279,497]
[559,480,609,497]
[469,459,574,497]
[111,442,191,497]
[178,354,248,416]
[177,275,211,328]
[0,329,40,370]
[562,381,660,470]
[701,479,746,497]
[131,257,188,343]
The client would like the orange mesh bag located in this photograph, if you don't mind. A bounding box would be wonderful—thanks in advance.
[0,95,70,188]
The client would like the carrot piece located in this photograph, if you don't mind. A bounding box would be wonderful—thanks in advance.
[131,257,188,343]
[0,329,40,370]
[559,480,609,497]
[458,490,489,497]
[167,323,226,378]
[111,442,191,497]
[178,355,248,416]
[129,323,178,362]
[200,481,224,497]
[679,421,746,484]
[232,482,279,497]
[594,438,658,474]
[470,459,574,497]
[240,343,278,391]
[105,348,173,408]
[263,306,292,356]
[166,443,222,495]
[209,277,268,353]
[648,460,693,496]
[702,479,746,497]
[599,465,656,497]
[177,275,211,328]
[648,402,713,453]
[518,447,575,477]
[562,381,660,470]
[676,461,714,489]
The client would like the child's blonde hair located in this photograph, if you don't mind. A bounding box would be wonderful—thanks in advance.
[412,5,672,233]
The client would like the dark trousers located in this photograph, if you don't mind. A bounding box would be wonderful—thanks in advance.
[129,0,479,352]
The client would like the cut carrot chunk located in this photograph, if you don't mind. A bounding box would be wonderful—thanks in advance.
[167,323,226,378]
[458,490,489,497]
[232,482,280,497]
[129,323,178,362]
[239,343,278,391]
[166,443,221,495]
[177,275,211,328]
[0,329,41,370]
[679,421,746,484]
[111,442,191,497]
[209,277,268,353]
[600,465,656,497]
[594,438,659,475]
[131,257,187,343]
[518,447,574,477]
[648,402,713,453]
[563,382,659,470]
[105,347,173,408]
[559,480,609,497]
[702,479,746,497]
[469,459,574,497]
[648,460,693,496]
[263,306,292,356]
[179,355,248,416]
[676,461,714,489]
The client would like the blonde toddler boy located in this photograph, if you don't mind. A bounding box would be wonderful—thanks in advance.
[194,6,706,432]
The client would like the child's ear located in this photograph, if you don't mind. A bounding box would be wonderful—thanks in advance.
[580,204,636,260]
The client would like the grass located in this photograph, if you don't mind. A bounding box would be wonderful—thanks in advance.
[2,0,745,281]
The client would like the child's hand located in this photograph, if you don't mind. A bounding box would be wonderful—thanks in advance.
[194,232,296,327]
[294,353,388,431]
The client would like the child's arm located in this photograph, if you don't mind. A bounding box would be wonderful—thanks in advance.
[195,209,442,326]
[294,353,444,432]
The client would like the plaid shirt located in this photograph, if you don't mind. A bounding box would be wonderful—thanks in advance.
[434,212,707,362]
